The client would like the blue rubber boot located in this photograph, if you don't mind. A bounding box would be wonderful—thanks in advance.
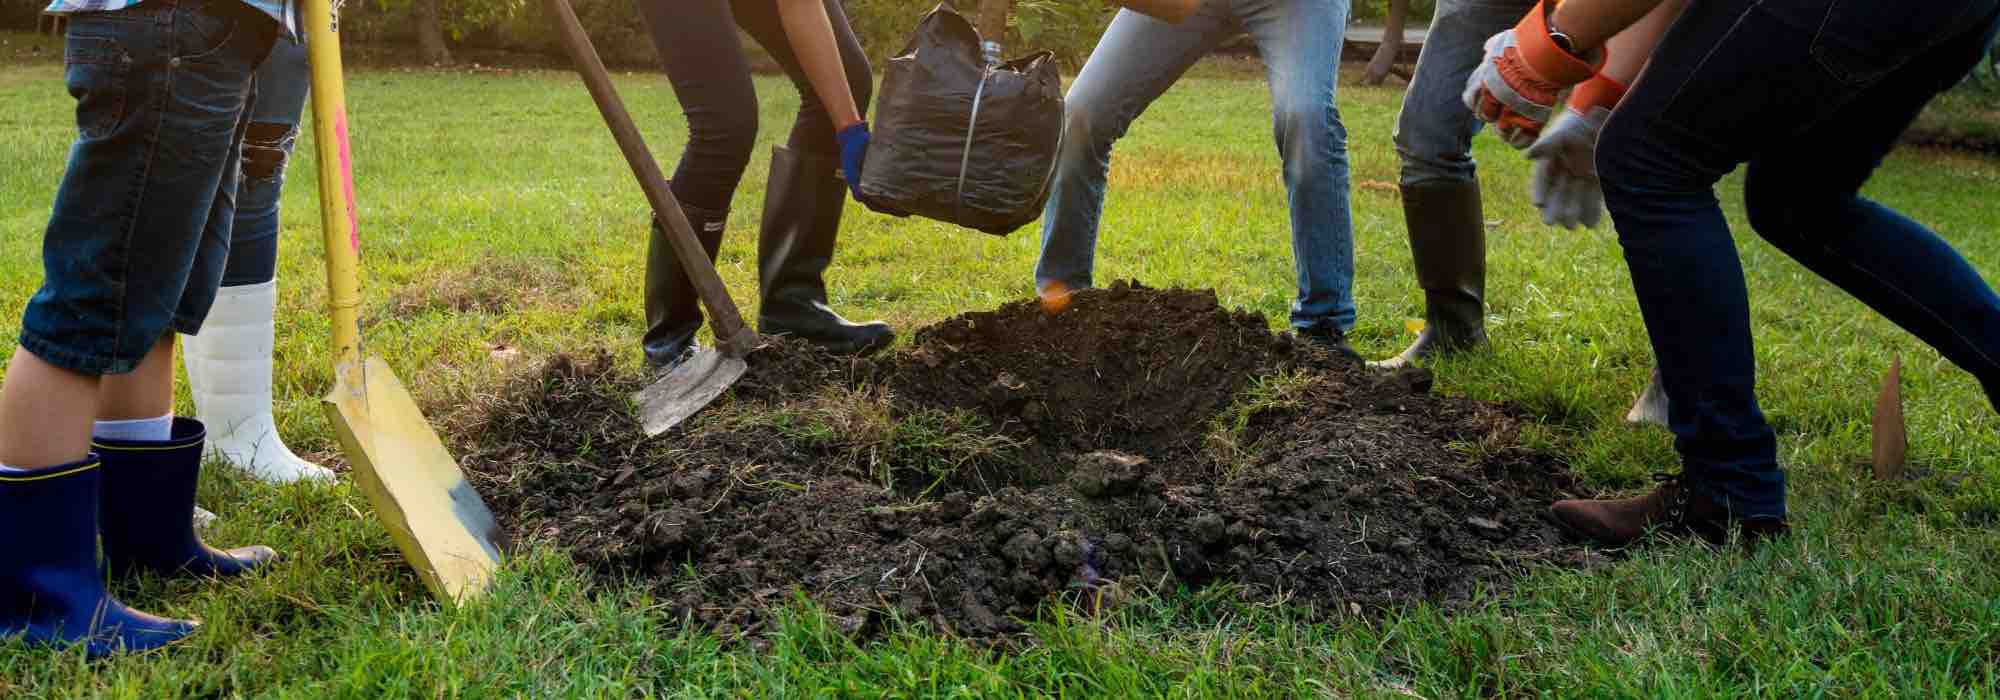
[0,458,199,657]
[95,418,278,578]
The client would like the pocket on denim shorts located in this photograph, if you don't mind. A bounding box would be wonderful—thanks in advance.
[175,1,241,63]
[64,34,131,140]
[1809,0,1986,86]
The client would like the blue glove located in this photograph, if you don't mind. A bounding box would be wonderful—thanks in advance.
[836,122,870,200]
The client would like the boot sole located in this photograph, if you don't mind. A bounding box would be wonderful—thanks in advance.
[1547,505,1786,550]
[1370,336,1490,369]
[760,328,894,357]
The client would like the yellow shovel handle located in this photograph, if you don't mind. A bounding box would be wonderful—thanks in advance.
[303,0,364,379]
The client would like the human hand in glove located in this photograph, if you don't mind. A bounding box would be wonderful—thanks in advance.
[836,122,871,200]
[1464,0,1603,149]
[1527,107,1609,229]
[1525,75,1625,230]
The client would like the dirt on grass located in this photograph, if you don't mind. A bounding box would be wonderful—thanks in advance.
[459,282,1590,639]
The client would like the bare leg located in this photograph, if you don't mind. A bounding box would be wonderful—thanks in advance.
[96,335,176,422]
[0,350,99,468]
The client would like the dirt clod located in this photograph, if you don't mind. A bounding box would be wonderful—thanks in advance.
[1069,451,1149,498]
[461,282,1585,640]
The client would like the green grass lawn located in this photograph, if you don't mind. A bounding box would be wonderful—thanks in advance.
[6,33,2000,695]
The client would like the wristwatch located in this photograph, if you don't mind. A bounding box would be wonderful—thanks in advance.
[1545,3,1583,57]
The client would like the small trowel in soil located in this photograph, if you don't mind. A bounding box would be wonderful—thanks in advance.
[304,0,506,603]
[542,0,759,437]
[1872,355,1907,480]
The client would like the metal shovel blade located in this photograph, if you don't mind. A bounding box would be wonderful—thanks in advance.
[325,357,507,603]
[635,348,749,436]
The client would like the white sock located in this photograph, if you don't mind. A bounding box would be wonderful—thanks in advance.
[93,414,174,443]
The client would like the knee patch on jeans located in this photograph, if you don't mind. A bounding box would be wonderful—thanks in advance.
[242,122,295,180]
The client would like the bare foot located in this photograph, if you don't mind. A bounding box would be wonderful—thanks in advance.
[1625,368,1668,427]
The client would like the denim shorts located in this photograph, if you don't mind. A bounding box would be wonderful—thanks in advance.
[20,0,278,375]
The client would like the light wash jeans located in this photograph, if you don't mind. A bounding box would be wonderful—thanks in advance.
[1392,0,1535,186]
[1035,0,1355,331]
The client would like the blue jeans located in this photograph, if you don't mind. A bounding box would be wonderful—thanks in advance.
[21,0,277,375]
[1393,0,1534,186]
[225,34,309,287]
[1597,0,2000,520]
[1035,0,1355,331]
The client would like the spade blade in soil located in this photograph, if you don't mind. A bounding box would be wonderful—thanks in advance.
[325,357,508,604]
[636,348,748,436]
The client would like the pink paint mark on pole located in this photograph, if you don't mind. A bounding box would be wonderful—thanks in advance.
[335,114,360,252]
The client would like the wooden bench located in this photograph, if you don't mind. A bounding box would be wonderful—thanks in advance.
[1212,25,1428,83]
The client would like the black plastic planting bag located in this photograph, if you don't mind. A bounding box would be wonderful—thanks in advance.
[858,4,1065,236]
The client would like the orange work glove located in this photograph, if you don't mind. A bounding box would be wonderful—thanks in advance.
[1462,0,1605,148]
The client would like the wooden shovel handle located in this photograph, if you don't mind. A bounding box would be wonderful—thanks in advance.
[540,0,757,352]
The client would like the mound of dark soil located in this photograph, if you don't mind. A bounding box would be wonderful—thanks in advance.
[460,282,1588,639]
[888,284,1292,451]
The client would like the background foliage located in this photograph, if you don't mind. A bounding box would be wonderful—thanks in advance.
[4,0,1438,67]
[4,44,2000,694]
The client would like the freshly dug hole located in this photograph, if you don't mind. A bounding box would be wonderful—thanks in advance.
[461,282,1588,638]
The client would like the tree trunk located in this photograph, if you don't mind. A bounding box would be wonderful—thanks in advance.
[1362,0,1409,86]
[416,0,452,65]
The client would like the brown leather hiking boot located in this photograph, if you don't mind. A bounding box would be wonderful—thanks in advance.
[1550,474,1788,548]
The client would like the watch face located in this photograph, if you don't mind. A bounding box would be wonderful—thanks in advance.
[1549,31,1577,55]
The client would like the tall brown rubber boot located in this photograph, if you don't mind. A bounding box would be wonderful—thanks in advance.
[642,203,727,369]
[1374,180,1489,369]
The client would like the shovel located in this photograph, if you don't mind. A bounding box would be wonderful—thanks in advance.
[541,0,760,437]
[303,0,506,603]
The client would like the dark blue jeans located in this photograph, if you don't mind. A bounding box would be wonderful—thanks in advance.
[21,0,278,375]
[1598,0,2000,520]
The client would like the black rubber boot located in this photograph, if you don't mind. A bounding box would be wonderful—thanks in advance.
[756,146,894,355]
[1,457,198,657]
[95,418,277,578]
[642,204,728,370]
[1375,180,1490,368]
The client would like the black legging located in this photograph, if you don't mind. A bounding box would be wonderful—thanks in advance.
[638,0,872,213]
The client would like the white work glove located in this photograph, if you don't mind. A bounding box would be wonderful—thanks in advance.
[1524,106,1610,230]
